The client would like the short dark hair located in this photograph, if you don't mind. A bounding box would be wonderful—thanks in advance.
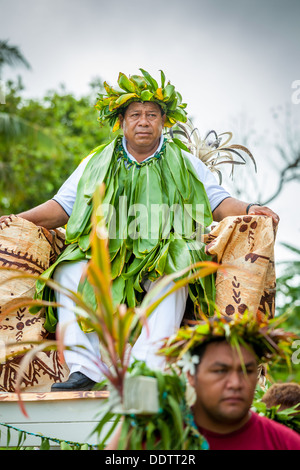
[191,337,259,371]
[191,337,227,368]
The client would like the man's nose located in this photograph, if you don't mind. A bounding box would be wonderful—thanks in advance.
[138,113,149,125]
[227,371,243,389]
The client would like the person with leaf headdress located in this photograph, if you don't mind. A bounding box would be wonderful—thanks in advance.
[0,69,279,392]
[156,312,300,450]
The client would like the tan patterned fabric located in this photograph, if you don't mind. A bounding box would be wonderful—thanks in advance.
[204,215,276,319]
[0,214,276,392]
[0,216,69,392]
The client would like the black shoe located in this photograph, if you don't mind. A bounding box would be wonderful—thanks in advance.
[51,372,97,392]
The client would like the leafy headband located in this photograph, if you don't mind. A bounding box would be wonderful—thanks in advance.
[95,68,188,132]
[158,312,297,367]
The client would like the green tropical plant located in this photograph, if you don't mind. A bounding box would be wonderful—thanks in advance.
[252,383,300,434]
[93,360,209,450]
[0,40,30,76]
[0,183,224,449]
[271,243,300,382]
[276,243,300,331]
[0,79,112,214]
[0,42,52,160]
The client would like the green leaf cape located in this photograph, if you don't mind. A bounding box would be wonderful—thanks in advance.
[34,136,215,332]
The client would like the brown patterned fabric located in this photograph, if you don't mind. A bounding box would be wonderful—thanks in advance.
[204,215,276,319]
[0,216,69,392]
[0,214,276,392]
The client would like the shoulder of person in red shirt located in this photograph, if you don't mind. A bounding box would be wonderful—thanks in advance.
[198,411,300,450]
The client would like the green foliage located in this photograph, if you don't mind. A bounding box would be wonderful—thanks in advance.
[271,243,300,382]
[0,40,31,76]
[276,243,300,330]
[95,68,187,131]
[252,384,300,434]
[0,422,95,450]
[0,78,112,214]
[93,361,208,450]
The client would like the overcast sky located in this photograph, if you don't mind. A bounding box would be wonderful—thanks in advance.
[1,0,300,262]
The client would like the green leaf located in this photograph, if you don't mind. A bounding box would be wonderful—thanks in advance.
[139,68,158,92]
[168,108,188,123]
[140,89,153,101]
[163,84,175,101]
[160,70,166,88]
[157,418,171,449]
[114,92,138,108]
[40,438,50,450]
[6,428,10,447]
[167,394,184,439]
[130,75,148,91]
[80,443,89,450]
[172,137,190,153]
[60,441,73,450]
[118,73,136,93]
[16,430,26,449]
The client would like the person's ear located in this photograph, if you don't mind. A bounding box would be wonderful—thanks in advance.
[187,370,196,389]
[119,114,124,129]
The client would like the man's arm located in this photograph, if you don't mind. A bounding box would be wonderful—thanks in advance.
[212,197,280,226]
[0,199,69,230]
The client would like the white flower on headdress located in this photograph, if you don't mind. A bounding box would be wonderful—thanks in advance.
[177,351,200,376]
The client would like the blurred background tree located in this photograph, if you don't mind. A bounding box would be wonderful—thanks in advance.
[0,39,31,77]
[0,41,112,214]
[270,243,300,382]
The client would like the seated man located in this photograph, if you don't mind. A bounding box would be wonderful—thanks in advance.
[0,69,279,392]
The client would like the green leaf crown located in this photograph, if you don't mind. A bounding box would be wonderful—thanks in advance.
[158,311,298,365]
[95,68,188,132]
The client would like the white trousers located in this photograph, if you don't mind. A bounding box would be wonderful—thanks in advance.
[53,260,188,382]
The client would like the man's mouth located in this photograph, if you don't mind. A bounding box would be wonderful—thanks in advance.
[222,396,244,403]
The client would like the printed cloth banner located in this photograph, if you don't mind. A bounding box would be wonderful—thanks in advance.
[204,215,276,319]
[0,216,69,392]
[0,214,276,392]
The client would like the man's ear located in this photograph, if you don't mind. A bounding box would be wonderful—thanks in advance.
[119,114,124,129]
[187,370,196,389]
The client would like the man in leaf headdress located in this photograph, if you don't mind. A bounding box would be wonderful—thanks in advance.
[106,313,300,450]
[0,69,279,391]
[157,313,300,450]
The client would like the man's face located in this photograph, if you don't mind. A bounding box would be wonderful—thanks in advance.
[189,341,258,431]
[119,101,165,154]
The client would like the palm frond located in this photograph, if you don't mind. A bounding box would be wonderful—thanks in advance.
[0,40,31,70]
[0,111,61,152]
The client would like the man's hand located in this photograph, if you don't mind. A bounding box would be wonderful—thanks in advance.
[213,197,280,227]
[0,215,15,226]
[247,204,280,227]
[0,200,69,230]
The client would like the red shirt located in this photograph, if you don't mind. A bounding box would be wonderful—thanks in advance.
[198,412,300,450]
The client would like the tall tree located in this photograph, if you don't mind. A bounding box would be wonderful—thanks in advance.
[0,40,31,78]
[0,79,112,214]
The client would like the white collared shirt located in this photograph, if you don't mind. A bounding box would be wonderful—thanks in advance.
[53,136,231,216]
